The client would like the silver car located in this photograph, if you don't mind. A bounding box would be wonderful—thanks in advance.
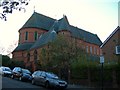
[32,71,67,89]
[0,66,12,77]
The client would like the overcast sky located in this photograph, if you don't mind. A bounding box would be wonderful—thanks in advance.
[0,0,119,55]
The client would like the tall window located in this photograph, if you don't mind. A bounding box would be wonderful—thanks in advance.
[34,31,38,40]
[90,46,92,54]
[25,31,28,40]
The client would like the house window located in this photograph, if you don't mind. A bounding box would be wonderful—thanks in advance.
[25,31,28,40]
[34,31,38,40]
[116,46,120,54]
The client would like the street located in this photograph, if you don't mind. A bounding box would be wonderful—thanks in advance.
[1,76,46,90]
[1,77,88,90]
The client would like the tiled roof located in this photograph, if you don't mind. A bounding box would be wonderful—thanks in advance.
[70,26,102,45]
[57,15,71,32]
[13,42,34,52]
[15,12,102,51]
[20,12,55,30]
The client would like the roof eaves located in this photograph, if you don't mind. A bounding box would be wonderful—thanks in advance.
[100,26,119,48]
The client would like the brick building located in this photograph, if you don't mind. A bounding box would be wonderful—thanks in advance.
[101,26,120,63]
[12,12,102,71]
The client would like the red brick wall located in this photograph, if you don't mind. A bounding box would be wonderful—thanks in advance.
[19,28,47,44]
[12,51,25,61]
[101,30,119,63]
[13,29,102,71]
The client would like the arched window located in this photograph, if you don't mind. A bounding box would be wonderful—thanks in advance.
[34,31,38,41]
[25,31,28,40]
[34,50,38,62]
[27,52,30,62]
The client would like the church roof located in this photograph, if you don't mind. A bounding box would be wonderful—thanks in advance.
[13,12,102,52]
[20,12,55,30]
[13,42,34,52]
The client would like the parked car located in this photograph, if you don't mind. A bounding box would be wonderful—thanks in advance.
[11,67,32,81]
[0,66,12,77]
[32,71,67,89]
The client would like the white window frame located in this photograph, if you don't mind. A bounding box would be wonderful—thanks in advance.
[116,46,120,54]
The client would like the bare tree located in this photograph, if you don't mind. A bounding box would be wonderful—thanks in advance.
[0,46,5,54]
[0,0,30,21]
[6,40,18,57]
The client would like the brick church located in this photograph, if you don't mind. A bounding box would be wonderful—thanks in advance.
[12,12,102,71]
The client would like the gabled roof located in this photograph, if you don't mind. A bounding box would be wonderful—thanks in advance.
[57,15,70,32]
[100,26,120,48]
[20,12,55,30]
[30,26,57,49]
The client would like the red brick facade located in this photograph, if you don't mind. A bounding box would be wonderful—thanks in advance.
[12,12,102,71]
[101,26,120,63]
[13,28,102,71]
[19,28,47,44]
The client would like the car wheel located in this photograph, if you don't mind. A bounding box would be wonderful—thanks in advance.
[32,79,35,85]
[11,75,14,79]
[45,81,49,88]
[19,77,22,81]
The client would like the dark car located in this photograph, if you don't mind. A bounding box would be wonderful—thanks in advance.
[32,71,67,89]
[0,66,12,77]
[11,67,32,81]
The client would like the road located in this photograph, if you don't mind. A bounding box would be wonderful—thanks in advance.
[2,77,86,90]
[1,76,46,90]
[1,76,92,90]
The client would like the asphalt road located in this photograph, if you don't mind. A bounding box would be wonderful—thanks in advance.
[1,76,93,90]
[1,76,48,90]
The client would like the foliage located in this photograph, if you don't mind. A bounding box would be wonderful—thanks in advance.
[2,55,10,66]
[0,0,30,21]
[1,55,24,69]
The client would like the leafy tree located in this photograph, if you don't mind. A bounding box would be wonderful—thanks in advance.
[39,34,89,82]
[2,55,10,66]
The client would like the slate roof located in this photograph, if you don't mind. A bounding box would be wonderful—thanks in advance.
[13,42,34,52]
[14,12,102,52]
[20,12,55,30]
[70,26,102,45]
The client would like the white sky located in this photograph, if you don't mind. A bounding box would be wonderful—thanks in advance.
[0,0,119,55]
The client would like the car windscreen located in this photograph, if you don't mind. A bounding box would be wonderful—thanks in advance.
[22,69,31,74]
[46,72,59,79]
[3,68,11,71]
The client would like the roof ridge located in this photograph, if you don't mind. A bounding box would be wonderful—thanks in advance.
[70,25,96,35]
[34,12,56,21]
[100,26,119,48]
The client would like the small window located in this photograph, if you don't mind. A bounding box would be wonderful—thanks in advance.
[25,31,28,40]
[116,46,120,54]
[34,31,38,40]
